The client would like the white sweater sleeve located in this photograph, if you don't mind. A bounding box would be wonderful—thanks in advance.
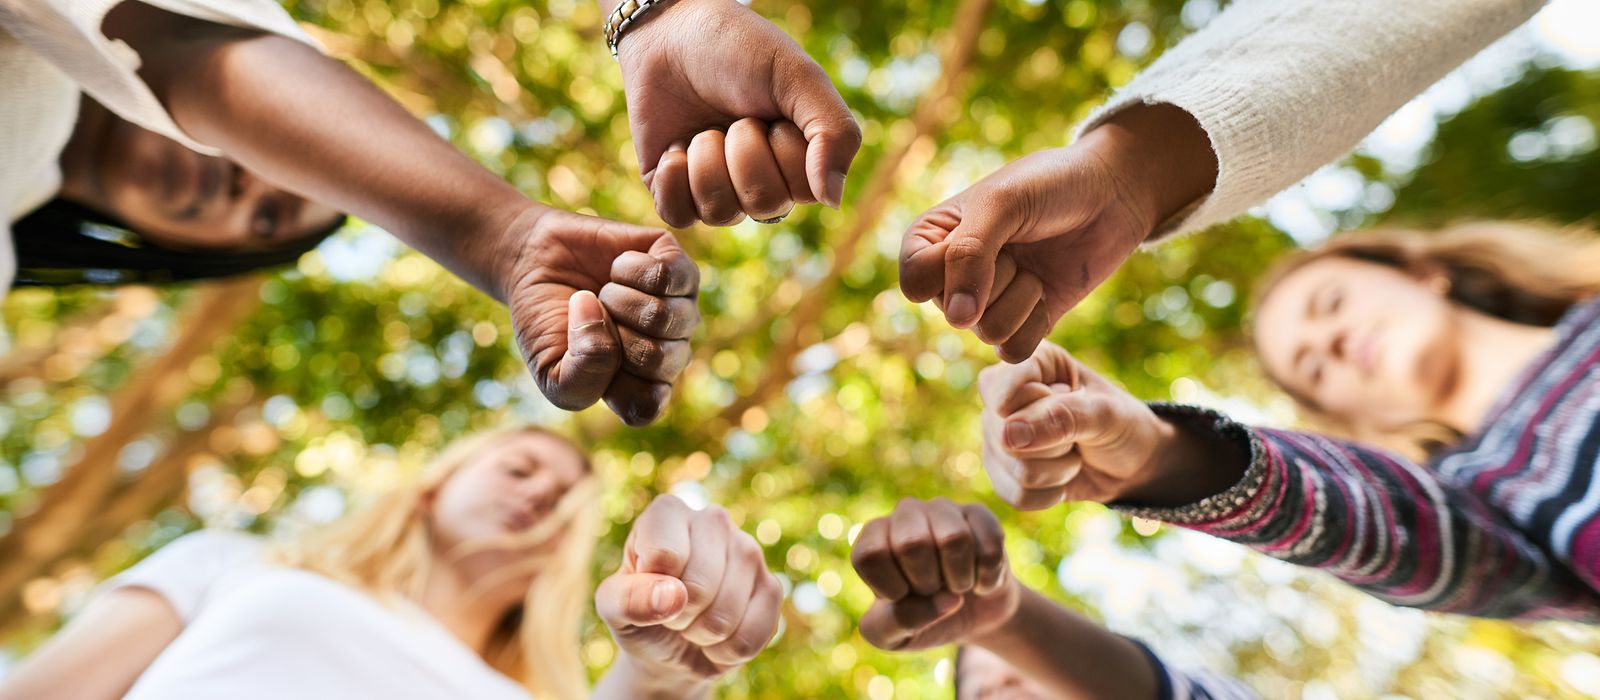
[0,0,322,156]
[1075,0,1548,240]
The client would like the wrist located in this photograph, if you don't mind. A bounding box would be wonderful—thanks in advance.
[1117,412,1244,508]
[967,584,1038,651]
[1080,103,1217,241]
[607,0,724,62]
[963,580,1027,650]
[482,203,551,304]
[608,651,713,699]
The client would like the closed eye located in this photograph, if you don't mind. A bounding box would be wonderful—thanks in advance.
[251,201,280,240]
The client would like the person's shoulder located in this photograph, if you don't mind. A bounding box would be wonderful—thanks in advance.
[150,529,267,566]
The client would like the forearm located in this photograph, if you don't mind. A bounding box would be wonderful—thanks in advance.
[1078,0,1546,239]
[0,589,181,700]
[591,653,712,700]
[970,587,1159,700]
[1120,406,1600,621]
[107,3,533,298]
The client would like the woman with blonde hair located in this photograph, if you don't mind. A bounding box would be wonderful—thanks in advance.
[978,220,1600,621]
[0,426,781,700]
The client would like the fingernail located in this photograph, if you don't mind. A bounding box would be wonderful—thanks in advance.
[932,592,961,614]
[569,291,604,328]
[1005,420,1034,449]
[947,293,977,325]
[651,582,676,615]
[824,172,846,208]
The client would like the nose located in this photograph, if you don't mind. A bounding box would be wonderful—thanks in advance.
[1328,329,1348,362]
[516,475,557,514]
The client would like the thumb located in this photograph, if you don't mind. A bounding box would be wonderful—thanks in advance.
[941,214,1009,329]
[596,572,689,630]
[775,59,860,208]
[544,290,621,411]
[1001,389,1117,454]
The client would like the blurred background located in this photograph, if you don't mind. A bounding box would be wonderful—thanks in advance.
[3,0,1599,697]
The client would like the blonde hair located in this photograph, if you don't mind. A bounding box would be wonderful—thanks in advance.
[274,426,600,700]
[1254,220,1600,459]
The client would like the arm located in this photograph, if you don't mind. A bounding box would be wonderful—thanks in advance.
[591,653,711,700]
[980,341,1600,621]
[1119,405,1600,621]
[973,588,1256,700]
[850,498,1254,699]
[897,0,1543,358]
[92,2,698,425]
[101,2,520,293]
[0,588,181,700]
[1077,0,1548,239]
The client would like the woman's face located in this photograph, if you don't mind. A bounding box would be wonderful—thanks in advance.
[427,432,590,556]
[96,119,342,251]
[1254,255,1462,430]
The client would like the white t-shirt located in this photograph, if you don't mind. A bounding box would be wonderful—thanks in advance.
[107,531,534,700]
[0,0,320,292]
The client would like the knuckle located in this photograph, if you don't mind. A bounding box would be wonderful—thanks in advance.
[935,530,973,553]
[944,236,991,264]
[625,337,664,370]
[565,331,616,363]
[725,630,765,659]
[850,542,890,570]
[694,609,739,640]
[681,577,716,606]
[891,532,934,557]
[636,545,687,574]
[640,259,668,292]
[636,297,668,333]
[1044,399,1075,436]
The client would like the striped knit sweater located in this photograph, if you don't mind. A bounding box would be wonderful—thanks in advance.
[1121,296,1600,622]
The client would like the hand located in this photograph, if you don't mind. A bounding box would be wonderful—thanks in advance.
[977,341,1176,510]
[503,208,700,426]
[595,495,782,684]
[850,497,1020,652]
[612,0,861,227]
[900,104,1216,361]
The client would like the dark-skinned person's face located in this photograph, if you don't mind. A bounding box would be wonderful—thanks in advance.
[95,118,342,251]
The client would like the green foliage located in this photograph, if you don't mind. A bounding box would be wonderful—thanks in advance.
[4,1,1600,698]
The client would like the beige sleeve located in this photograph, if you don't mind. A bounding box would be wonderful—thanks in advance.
[0,0,323,155]
[1073,0,1548,241]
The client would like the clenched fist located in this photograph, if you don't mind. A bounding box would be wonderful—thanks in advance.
[850,497,1020,651]
[503,208,700,426]
[978,340,1243,511]
[595,495,782,685]
[900,104,1216,361]
[608,0,861,228]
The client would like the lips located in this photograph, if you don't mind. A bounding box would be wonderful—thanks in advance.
[504,508,537,531]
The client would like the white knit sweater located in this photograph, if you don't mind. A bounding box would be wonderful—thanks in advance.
[1077,0,1548,240]
[0,0,317,291]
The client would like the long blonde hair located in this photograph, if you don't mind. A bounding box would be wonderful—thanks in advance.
[274,426,601,700]
[1254,220,1600,458]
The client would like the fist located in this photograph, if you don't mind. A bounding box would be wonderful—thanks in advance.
[614,0,860,227]
[898,147,1150,362]
[595,495,782,681]
[978,340,1170,510]
[505,209,700,426]
[850,497,1019,651]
